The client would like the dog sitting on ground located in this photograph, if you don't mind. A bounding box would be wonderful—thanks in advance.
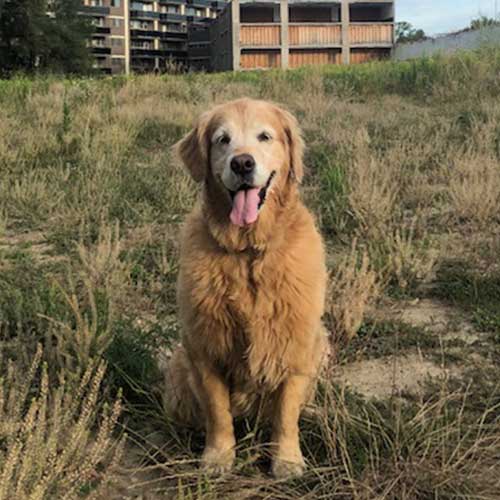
[165,98,328,478]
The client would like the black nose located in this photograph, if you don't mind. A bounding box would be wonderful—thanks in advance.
[230,154,255,176]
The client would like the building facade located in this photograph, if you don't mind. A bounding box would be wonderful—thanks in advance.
[81,0,225,74]
[81,0,395,73]
[195,0,395,71]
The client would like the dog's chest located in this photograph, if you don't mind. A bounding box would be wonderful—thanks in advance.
[216,251,298,387]
[223,252,282,323]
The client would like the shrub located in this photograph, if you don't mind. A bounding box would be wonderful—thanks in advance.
[0,344,124,499]
[328,243,380,343]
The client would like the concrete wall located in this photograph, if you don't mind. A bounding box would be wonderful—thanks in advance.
[394,26,500,60]
[210,3,233,71]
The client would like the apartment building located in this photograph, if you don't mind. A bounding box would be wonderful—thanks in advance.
[193,0,395,71]
[81,0,225,74]
[81,0,129,74]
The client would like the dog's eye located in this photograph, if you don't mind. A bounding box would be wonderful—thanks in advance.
[258,132,272,142]
[218,135,231,145]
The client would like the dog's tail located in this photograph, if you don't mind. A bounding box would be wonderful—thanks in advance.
[161,344,203,429]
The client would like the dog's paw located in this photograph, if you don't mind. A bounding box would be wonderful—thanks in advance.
[201,446,235,475]
[272,455,306,479]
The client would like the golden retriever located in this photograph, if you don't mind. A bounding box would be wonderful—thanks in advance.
[166,98,327,478]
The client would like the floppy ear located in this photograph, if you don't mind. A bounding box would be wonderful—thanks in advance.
[279,107,305,183]
[174,112,211,183]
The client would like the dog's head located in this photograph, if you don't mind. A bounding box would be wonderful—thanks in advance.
[175,98,304,227]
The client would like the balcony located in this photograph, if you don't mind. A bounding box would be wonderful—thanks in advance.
[159,13,186,22]
[289,23,341,47]
[81,5,109,15]
[186,0,212,6]
[349,23,393,46]
[240,24,280,48]
[92,46,112,55]
[130,29,158,38]
[95,26,111,35]
[130,10,160,20]
[131,48,163,57]
[161,31,188,41]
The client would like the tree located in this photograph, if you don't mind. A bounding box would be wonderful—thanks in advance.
[0,0,50,74]
[47,0,94,74]
[470,16,500,30]
[0,0,94,76]
[396,21,427,44]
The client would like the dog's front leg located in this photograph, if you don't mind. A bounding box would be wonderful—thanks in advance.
[192,359,235,474]
[271,373,311,479]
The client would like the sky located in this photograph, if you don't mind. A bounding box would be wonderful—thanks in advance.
[397,0,499,35]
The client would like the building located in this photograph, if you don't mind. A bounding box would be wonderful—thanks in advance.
[81,0,130,74]
[193,0,395,71]
[81,0,225,74]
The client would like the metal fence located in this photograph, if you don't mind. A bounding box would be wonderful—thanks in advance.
[393,25,500,60]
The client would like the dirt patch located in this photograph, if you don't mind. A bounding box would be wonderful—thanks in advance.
[394,298,481,344]
[337,354,453,399]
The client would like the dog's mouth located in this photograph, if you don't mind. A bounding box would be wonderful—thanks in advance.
[228,171,276,227]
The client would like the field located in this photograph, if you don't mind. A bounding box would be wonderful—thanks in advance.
[1,48,500,499]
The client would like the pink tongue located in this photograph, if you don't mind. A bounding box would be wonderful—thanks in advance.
[230,188,261,227]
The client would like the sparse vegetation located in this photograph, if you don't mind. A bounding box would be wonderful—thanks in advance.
[1,48,500,498]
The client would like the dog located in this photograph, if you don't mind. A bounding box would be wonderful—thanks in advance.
[166,98,328,479]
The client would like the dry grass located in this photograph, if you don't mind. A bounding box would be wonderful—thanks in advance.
[448,153,500,225]
[347,131,400,236]
[328,242,380,343]
[0,344,124,499]
[1,49,500,498]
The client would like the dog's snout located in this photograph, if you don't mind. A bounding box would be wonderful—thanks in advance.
[230,154,256,176]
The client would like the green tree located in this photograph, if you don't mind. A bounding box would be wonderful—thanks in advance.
[0,0,94,76]
[396,21,427,44]
[470,16,500,30]
[0,0,50,74]
[47,0,94,74]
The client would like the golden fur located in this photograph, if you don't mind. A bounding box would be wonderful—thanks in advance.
[166,98,328,478]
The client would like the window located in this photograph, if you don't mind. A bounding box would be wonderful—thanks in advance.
[165,23,181,32]
[185,7,195,16]
[112,18,122,27]
[111,0,121,7]
[131,41,152,49]
[130,20,151,29]
[90,0,103,6]
[111,38,123,46]
[132,2,152,11]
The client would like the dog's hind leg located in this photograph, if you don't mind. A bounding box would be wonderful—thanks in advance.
[163,345,203,429]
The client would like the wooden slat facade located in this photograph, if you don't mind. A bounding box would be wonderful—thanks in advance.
[349,23,393,45]
[206,1,395,71]
[289,24,342,46]
[350,48,391,64]
[240,24,281,47]
[289,49,341,68]
[240,51,282,69]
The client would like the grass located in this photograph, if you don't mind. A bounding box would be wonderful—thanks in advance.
[1,47,500,498]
